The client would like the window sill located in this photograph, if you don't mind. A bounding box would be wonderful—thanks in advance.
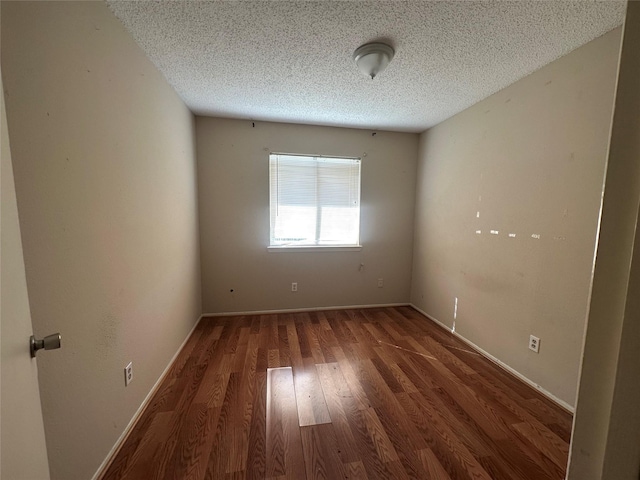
[267,245,362,253]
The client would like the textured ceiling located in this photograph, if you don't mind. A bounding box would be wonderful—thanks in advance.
[107,1,625,133]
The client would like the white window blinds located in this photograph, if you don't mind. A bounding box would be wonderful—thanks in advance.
[269,154,361,247]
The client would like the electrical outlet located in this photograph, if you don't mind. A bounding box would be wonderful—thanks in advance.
[377,278,384,288]
[529,335,540,353]
[124,362,133,386]
[291,282,298,292]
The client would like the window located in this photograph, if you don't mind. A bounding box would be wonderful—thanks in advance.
[269,153,361,247]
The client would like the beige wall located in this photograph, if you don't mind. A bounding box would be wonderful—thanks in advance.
[411,29,621,407]
[1,69,51,479]
[1,3,201,480]
[569,2,640,478]
[197,118,418,313]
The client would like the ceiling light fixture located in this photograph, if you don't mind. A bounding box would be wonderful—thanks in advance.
[353,42,395,80]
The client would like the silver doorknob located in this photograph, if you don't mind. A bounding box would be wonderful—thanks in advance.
[30,333,61,358]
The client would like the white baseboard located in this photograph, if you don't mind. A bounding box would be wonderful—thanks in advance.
[91,314,204,480]
[202,302,410,317]
[409,304,575,414]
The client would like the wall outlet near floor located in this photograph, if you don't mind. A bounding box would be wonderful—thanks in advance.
[291,282,298,292]
[529,335,540,353]
[124,362,133,386]
[377,278,384,288]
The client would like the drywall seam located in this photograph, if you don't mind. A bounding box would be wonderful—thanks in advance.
[91,315,204,480]
[410,304,575,413]
[201,303,411,317]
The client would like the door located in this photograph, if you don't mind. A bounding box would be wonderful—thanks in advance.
[1,74,51,479]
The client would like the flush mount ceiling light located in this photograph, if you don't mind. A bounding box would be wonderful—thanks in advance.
[353,42,395,80]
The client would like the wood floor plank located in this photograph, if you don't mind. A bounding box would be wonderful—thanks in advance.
[327,311,357,345]
[331,346,372,411]
[295,318,313,360]
[265,369,288,477]
[286,322,304,369]
[418,386,494,459]
[373,405,431,479]
[360,406,399,463]
[316,326,339,363]
[194,372,229,408]
[268,349,281,369]
[512,421,570,469]
[397,391,493,480]
[204,372,240,479]
[421,334,478,377]
[266,367,305,479]
[339,391,404,480]
[416,356,513,442]
[316,311,333,331]
[224,472,246,480]
[304,322,327,365]
[223,324,242,354]
[103,411,172,480]
[254,346,268,373]
[226,400,253,474]
[247,315,260,334]
[315,362,361,464]
[239,332,260,406]
[166,403,219,480]
[277,325,291,367]
[379,350,420,394]
[354,358,429,454]
[292,358,332,427]
[146,401,188,479]
[343,460,369,480]
[246,371,267,480]
[102,309,573,480]
[300,423,348,480]
[370,354,404,394]
[361,320,396,346]
[416,447,452,480]
[231,337,250,373]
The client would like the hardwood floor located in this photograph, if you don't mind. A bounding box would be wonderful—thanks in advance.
[101,307,572,480]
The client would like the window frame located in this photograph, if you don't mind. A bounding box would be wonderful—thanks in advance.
[268,152,363,251]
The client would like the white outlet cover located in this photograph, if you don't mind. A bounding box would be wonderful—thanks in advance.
[125,362,133,386]
[529,335,540,353]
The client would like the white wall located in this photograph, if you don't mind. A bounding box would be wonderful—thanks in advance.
[1,2,201,479]
[197,118,418,313]
[410,29,621,407]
